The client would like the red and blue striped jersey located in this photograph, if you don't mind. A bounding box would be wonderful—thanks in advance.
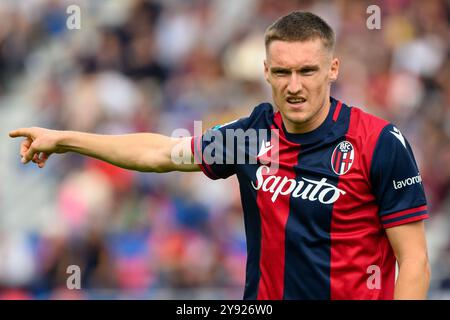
[191,97,428,300]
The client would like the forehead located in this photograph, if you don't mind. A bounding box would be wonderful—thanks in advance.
[266,39,328,67]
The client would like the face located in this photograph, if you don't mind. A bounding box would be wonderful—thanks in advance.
[264,39,339,133]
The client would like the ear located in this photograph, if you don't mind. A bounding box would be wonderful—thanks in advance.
[264,60,270,84]
[329,57,339,83]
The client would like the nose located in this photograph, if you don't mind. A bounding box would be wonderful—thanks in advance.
[287,73,302,95]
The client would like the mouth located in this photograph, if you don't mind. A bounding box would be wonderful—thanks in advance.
[286,96,307,106]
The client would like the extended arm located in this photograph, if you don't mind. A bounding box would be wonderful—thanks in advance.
[386,220,431,299]
[9,127,199,173]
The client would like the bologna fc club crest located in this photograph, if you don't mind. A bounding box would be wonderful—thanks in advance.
[331,141,355,175]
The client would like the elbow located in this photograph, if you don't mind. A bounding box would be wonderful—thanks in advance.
[421,257,432,297]
[136,163,169,173]
[424,258,431,285]
[398,254,431,283]
[418,254,432,285]
[420,256,432,285]
[136,154,172,173]
[146,165,171,173]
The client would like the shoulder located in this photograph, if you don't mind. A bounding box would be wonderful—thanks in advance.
[349,107,411,152]
[245,102,274,128]
[348,106,390,139]
[207,102,274,133]
[222,102,274,131]
[344,105,400,176]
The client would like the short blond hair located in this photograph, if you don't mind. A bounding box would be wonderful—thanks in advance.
[265,11,335,53]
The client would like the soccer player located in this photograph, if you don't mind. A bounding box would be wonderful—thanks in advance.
[9,11,430,300]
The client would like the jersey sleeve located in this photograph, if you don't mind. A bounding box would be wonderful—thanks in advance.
[370,124,428,229]
[191,103,271,180]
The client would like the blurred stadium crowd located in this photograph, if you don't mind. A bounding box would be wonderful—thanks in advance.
[0,0,449,299]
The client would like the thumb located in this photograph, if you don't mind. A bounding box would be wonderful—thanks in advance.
[23,143,38,164]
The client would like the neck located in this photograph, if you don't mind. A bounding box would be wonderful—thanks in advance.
[283,98,331,134]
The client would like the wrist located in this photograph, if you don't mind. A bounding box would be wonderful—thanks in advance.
[55,130,73,153]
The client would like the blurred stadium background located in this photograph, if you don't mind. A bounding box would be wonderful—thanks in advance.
[0,0,449,299]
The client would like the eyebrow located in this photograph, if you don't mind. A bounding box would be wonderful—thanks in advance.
[270,65,320,72]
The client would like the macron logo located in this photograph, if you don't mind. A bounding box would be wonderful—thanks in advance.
[257,140,273,158]
[390,127,406,149]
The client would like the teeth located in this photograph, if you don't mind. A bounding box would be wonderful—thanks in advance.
[287,98,305,103]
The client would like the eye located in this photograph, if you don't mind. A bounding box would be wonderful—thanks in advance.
[273,70,289,76]
[301,69,315,75]
[272,69,291,77]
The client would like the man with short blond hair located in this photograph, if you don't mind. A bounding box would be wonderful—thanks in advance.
[9,11,430,300]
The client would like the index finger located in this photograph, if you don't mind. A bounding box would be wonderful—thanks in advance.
[9,128,33,139]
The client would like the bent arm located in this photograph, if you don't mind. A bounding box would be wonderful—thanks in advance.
[9,127,199,173]
[386,220,431,299]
